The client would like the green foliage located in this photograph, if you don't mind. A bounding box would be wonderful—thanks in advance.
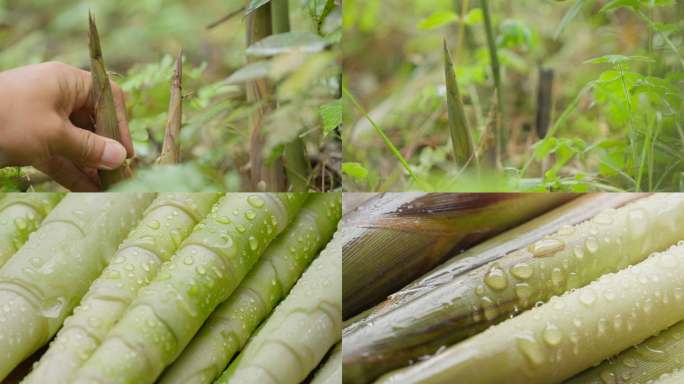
[0,0,342,191]
[343,0,684,192]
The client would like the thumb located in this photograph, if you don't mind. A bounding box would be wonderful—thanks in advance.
[53,121,127,170]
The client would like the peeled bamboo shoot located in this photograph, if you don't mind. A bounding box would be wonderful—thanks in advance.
[0,193,154,381]
[22,193,219,384]
[159,193,341,384]
[375,242,684,383]
[215,224,342,384]
[345,194,684,383]
[72,193,307,383]
[0,193,63,268]
[312,344,342,384]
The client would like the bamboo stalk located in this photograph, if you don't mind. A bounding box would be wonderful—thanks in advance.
[88,13,131,188]
[158,51,184,165]
[246,3,286,191]
[444,41,477,168]
[271,0,311,191]
[535,67,555,138]
[480,0,504,166]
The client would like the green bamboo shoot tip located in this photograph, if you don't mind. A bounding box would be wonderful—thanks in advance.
[72,193,307,384]
[88,12,130,188]
[215,223,342,384]
[159,193,341,384]
[375,242,684,384]
[0,193,155,381]
[443,40,476,167]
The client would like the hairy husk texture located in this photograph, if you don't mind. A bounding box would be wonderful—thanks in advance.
[342,193,575,319]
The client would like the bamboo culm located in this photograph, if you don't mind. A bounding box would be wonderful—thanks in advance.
[215,219,342,384]
[0,193,155,381]
[71,193,307,384]
[246,2,286,191]
[159,193,341,384]
[376,242,684,384]
[0,193,63,268]
[22,193,220,384]
[271,0,311,192]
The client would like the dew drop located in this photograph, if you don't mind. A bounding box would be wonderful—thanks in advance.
[599,370,616,384]
[585,237,599,254]
[216,216,231,225]
[247,195,265,208]
[529,238,564,258]
[579,289,596,306]
[543,323,562,346]
[558,225,575,236]
[147,220,161,230]
[484,266,508,291]
[516,335,545,365]
[248,236,259,251]
[511,263,534,280]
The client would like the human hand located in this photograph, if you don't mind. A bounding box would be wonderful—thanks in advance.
[0,61,133,191]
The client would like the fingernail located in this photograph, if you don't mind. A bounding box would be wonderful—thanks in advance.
[100,141,126,170]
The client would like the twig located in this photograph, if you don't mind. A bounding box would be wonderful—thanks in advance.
[158,50,183,165]
[206,7,245,30]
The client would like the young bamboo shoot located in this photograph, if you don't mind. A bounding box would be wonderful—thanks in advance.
[342,193,575,319]
[215,222,342,384]
[0,193,63,268]
[22,193,220,384]
[375,242,684,384]
[158,193,341,384]
[344,194,684,383]
[88,13,131,188]
[71,193,307,383]
[567,315,684,383]
[158,51,184,165]
[0,193,154,381]
[444,41,476,168]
